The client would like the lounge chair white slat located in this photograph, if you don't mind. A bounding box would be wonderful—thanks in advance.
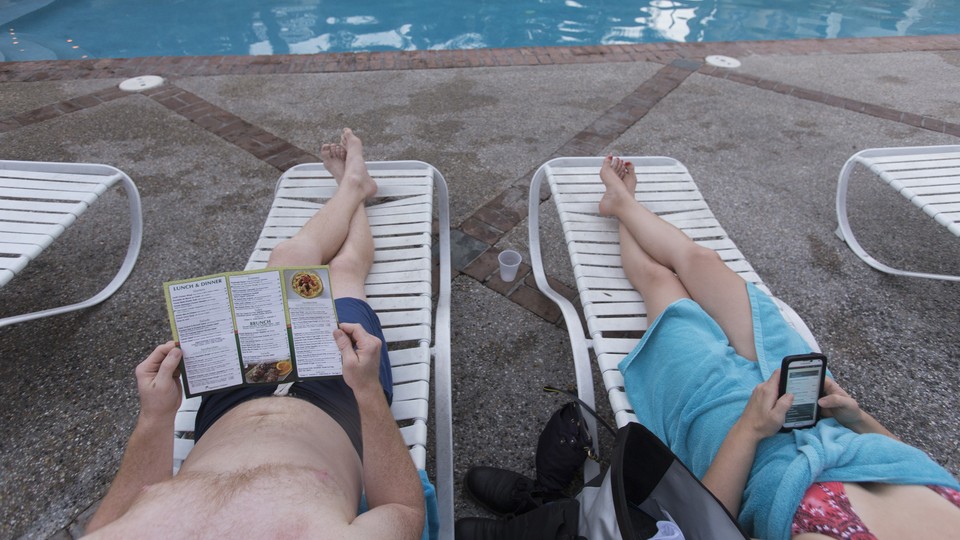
[0,257,29,277]
[391,399,429,422]
[0,199,86,214]
[585,301,645,317]
[0,231,56,247]
[393,363,430,385]
[393,380,430,402]
[0,242,44,257]
[383,325,431,343]
[864,151,960,164]
[0,208,81,225]
[378,309,431,327]
[400,423,428,447]
[364,269,432,285]
[367,296,432,311]
[388,347,430,367]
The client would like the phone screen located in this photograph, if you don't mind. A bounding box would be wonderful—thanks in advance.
[783,361,824,428]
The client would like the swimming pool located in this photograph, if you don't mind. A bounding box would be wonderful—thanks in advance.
[1,0,957,62]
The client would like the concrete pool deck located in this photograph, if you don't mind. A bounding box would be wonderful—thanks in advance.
[2,35,959,538]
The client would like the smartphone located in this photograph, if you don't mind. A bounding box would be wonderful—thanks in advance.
[778,353,827,432]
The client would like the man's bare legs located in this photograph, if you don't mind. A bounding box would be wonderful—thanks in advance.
[268,128,375,301]
[600,156,758,361]
[319,138,375,301]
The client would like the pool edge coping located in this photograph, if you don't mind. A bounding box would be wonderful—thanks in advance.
[2,34,959,82]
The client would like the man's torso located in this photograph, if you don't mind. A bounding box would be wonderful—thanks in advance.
[96,397,362,537]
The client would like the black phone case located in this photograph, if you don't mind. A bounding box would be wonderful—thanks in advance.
[778,353,827,432]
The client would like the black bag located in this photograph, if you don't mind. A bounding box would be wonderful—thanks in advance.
[576,422,747,540]
[537,387,746,539]
[536,387,615,494]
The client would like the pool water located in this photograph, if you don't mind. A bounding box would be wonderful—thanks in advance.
[1,0,957,62]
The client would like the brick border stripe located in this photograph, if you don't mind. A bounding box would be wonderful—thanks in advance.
[699,64,960,137]
[0,86,127,133]
[460,59,702,246]
[142,85,318,170]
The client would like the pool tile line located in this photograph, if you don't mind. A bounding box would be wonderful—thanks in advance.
[2,34,958,83]
[0,44,682,82]
[698,65,960,138]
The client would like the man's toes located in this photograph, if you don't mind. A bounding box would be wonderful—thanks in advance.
[342,128,361,147]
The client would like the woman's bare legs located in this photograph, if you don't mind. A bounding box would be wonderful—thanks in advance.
[608,158,692,322]
[600,156,758,361]
[268,128,375,301]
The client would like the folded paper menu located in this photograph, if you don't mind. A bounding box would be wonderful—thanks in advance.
[163,266,341,397]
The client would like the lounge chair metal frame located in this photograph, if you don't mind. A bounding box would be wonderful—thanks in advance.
[528,156,819,476]
[835,145,960,281]
[172,161,453,538]
[0,160,142,328]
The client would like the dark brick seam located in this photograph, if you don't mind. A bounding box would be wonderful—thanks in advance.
[698,65,960,138]
[0,81,317,169]
[140,84,318,171]
[0,85,128,133]
[457,59,702,323]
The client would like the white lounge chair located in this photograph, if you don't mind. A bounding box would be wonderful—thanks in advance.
[0,160,142,328]
[172,161,453,538]
[527,156,819,477]
[836,145,960,281]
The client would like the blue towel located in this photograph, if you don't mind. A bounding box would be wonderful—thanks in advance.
[619,282,960,539]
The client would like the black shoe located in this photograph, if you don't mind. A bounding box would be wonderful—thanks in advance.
[454,499,583,540]
[463,466,542,516]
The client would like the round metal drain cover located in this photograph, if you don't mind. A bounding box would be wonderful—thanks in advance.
[705,55,741,68]
[119,75,165,92]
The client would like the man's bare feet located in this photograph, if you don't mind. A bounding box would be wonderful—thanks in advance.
[340,128,378,200]
[320,143,347,182]
[598,155,631,217]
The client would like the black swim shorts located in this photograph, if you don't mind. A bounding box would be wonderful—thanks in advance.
[192,297,393,459]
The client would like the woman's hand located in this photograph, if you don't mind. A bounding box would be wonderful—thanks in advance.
[735,369,794,441]
[817,377,898,439]
[818,377,865,428]
[135,342,183,423]
[702,369,792,517]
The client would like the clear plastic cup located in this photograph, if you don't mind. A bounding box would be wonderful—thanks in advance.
[498,249,522,282]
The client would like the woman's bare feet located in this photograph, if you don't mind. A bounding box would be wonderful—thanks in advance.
[623,160,638,194]
[340,128,378,200]
[598,155,631,217]
[320,143,347,182]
